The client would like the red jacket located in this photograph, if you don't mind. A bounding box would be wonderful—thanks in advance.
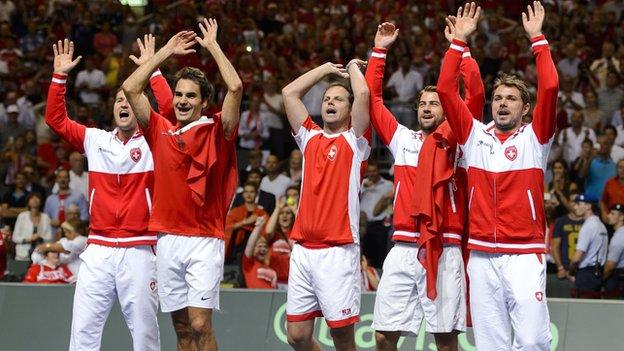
[44,70,174,247]
[364,47,484,245]
[437,36,558,254]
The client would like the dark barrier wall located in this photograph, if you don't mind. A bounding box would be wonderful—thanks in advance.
[1,283,623,350]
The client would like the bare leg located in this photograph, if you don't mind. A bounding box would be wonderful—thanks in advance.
[287,319,322,351]
[375,330,401,351]
[188,307,217,351]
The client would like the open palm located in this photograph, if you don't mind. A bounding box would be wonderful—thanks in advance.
[522,1,545,38]
[53,39,82,74]
[450,2,481,42]
[374,22,399,49]
[129,34,156,66]
[196,18,219,48]
[165,31,197,55]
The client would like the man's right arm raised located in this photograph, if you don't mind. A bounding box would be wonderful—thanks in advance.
[122,31,197,129]
[437,4,481,145]
[45,39,86,153]
[281,63,348,132]
[364,22,400,147]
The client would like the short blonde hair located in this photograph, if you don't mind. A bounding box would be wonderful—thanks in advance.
[492,74,531,104]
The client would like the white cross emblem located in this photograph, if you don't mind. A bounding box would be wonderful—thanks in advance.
[328,145,337,161]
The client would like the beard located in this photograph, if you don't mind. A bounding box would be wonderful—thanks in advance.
[494,115,522,132]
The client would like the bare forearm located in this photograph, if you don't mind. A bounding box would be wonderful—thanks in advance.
[283,65,329,99]
[348,63,370,136]
[205,43,242,93]
[244,225,263,258]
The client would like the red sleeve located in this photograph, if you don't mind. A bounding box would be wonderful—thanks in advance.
[437,40,474,145]
[44,73,86,153]
[364,47,399,146]
[460,48,485,122]
[530,35,559,144]
[22,265,39,282]
[149,69,176,124]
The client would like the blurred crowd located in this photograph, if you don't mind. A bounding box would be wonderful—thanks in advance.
[0,0,623,296]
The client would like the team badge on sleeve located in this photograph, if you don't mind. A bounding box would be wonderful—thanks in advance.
[130,148,142,162]
[504,146,518,161]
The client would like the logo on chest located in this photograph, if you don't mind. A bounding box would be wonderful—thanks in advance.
[130,147,142,162]
[504,145,518,161]
[327,145,338,161]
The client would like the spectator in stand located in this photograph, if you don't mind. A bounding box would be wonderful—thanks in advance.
[31,219,86,276]
[20,164,47,198]
[596,70,624,121]
[547,159,579,220]
[22,249,75,284]
[43,169,89,232]
[12,192,52,261]
[264,197,296,289]
[260,154,291,199]
[361,255,379,292]
[284,149,302,186]
[569,194,609,298]
[581,91,604,131]
[261,76,286,159]
[604,124,624,162]
[239,148,265,183]
[232,170,276,215]
[604,203,624,298]
[386,55,423,127]
[243,216,286,289]
[581,135,616,199]
[0,105,26,149]
[52,151,88,199]
[75,58,106,106]
[93,22,118,57]
[0,225,7,279]
[558,75,585,121]
[239,94,270,150]
[572,138,595,190]
[359,162,393,268]
[0,171,29,228]
[590,42,620,88]
[558,111,597,165]
[551,192,583,286]
[557,43,582,79]
[0,0,16,23]
[3,133,34,185]
[72,103,98,128]
[601,159,624,220]
[225,181,268,263]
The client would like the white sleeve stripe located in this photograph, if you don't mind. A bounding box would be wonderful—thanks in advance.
[449,43,465,52]
[51,78,66,84]
[371,52,386,58]
[531,40,549,47]
[150,70,162,79]
[462,52,471,58]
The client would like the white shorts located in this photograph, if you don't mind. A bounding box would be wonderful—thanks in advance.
[373,243,466,335]
[467,251,551,351]
[287,243,361,328]
[156,234,224,313]
[70,244,159,351]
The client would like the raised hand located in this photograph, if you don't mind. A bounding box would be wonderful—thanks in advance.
[52,39,82,74]
[129,34,156,65]
[522,1,545,38]
[165,31,197,56]
[195,18,219,48]
[374,22,399,49]
[448,2,481,42]
[323,62,349,78]
[444,16,457,43]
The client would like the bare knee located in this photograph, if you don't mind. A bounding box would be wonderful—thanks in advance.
[287,321,315,349]
[171,312,193,341]
[375,331,400,350]
[190,315,213,335]
[330,326,355,351]
[433,331,459,351]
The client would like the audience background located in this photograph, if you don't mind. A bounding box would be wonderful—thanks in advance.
[0,0,623,296]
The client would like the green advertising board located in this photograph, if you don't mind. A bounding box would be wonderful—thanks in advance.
[0,284,623,350]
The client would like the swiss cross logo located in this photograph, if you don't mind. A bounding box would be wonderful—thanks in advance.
[341,308,351,316]
[535,291,544,302]
[130,148,142,162]
[149,281,157,292]
[328,145,338,161]
[504,146,518,161]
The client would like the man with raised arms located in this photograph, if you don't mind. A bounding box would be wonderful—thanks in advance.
[121,19,242,351]
[281,59,370,351]
[437,2,558,350]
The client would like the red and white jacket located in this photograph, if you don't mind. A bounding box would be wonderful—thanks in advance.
[364,47,485,245]
[44,70,174,247]
[437,36,558,254]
